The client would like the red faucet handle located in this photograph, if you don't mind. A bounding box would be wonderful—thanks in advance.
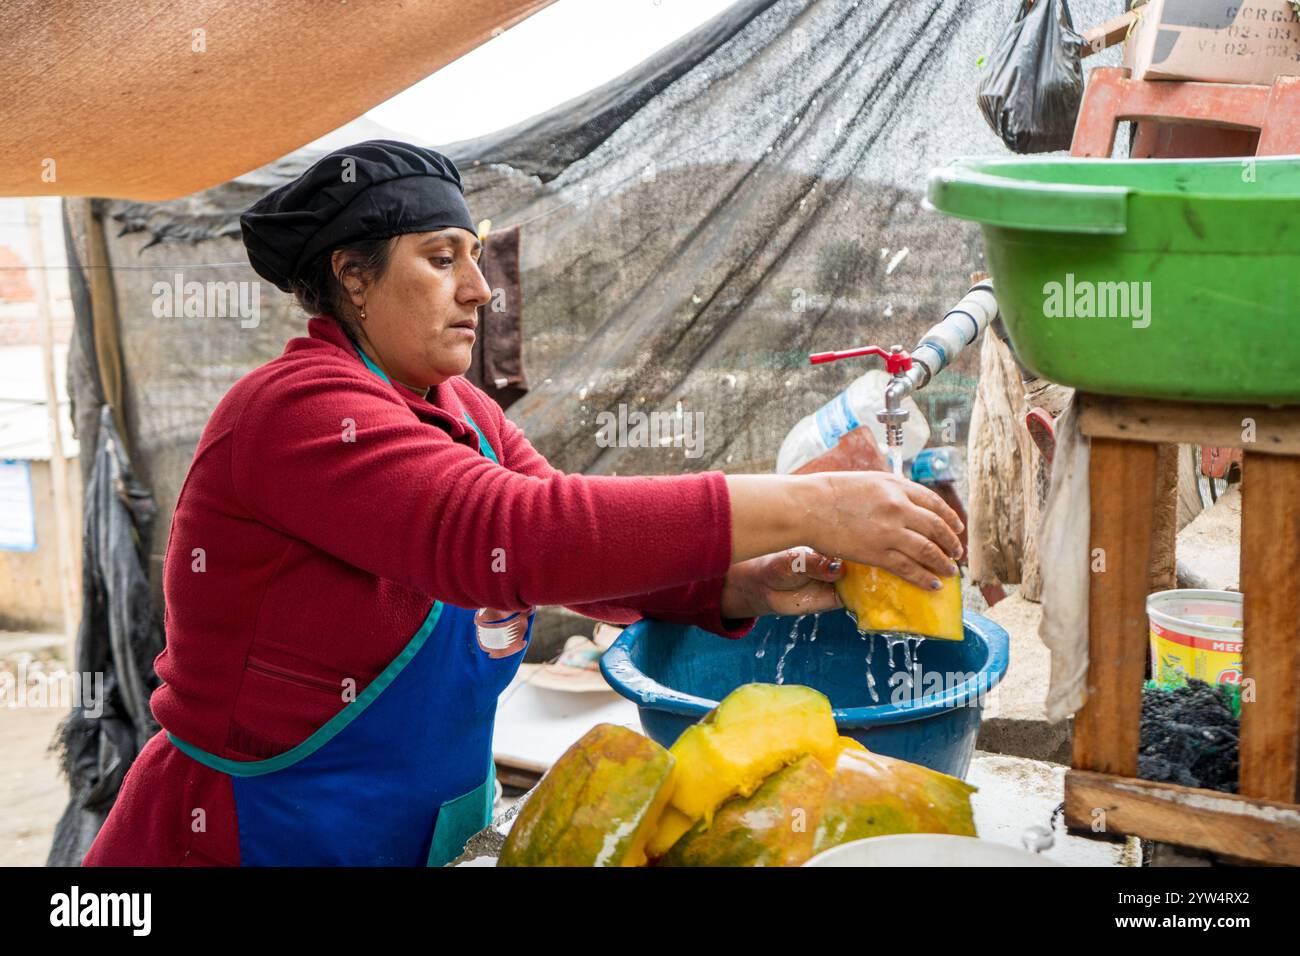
[808,345,913,374]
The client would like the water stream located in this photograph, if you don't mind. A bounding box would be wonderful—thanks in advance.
[754,613,928,706]
[888,446,904,478]
[865,630,927,705]
[774,614,806,685]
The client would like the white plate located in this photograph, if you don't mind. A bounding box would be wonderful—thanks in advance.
[804,834,1062,867]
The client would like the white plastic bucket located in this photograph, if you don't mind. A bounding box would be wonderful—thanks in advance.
[1147,589,1243,689]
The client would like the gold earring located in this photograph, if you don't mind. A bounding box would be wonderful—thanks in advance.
[358,305,366,320]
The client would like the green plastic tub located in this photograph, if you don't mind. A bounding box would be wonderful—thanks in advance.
[926,156,1300,404]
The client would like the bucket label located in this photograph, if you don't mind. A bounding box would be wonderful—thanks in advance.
[1150,621,1243,688]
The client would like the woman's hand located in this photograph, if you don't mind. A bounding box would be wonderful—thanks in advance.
[811,471,964,591]
[720,548,845,620]
[726,471,964,592]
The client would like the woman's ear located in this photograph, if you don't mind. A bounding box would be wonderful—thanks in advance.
[331,249,367,311]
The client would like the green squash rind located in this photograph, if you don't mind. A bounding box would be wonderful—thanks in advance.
[498,724,674,867]
[811,746,977,855]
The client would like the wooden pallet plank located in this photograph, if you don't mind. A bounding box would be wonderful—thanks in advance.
[1081,12,1138,57]
[1065,769,1300,865]
[1078,393,1300,455]
[495,761,542,792]
[1149,443,1179,593]
[1072,438,1157,776]
[1239,452,1300,803]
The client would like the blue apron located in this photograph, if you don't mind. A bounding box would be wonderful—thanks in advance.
[167,355,531,866]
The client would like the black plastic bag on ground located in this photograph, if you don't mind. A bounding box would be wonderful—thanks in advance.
[977,0,1086,154]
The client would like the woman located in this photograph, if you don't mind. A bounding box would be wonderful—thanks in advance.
[83,141,962,866]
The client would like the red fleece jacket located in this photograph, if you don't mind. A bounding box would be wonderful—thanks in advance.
[83,315,753,866]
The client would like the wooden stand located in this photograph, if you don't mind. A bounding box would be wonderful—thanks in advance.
[1064,394,1300,865]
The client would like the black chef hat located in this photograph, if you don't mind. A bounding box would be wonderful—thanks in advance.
[240,140,476,292]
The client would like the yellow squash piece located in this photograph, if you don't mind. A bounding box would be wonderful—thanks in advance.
[836,561,963,641]
[646,683,839,859]
[498,724,674,867]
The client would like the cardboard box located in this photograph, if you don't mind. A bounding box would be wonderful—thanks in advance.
[1124,0,1300,84]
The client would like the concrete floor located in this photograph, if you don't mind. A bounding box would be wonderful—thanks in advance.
[0,631,68,867]
[968,752,1140,866]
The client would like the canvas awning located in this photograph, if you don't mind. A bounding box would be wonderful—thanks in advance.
[0,0,553,200]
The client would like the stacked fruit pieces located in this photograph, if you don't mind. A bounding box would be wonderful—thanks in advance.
[498,683,976,867]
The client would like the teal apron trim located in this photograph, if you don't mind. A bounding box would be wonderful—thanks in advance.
[427,761,496,866]
[354,345,391,383]
[168,601,445,777]
[462,412,499,464]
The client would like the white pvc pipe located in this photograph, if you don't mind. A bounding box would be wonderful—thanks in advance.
[909,280,998,385]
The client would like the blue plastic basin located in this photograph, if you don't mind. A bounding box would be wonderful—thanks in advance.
[600,610,1010,780]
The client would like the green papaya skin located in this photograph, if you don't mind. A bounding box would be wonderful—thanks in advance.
[812,746,977,855]
[498,724,675,867]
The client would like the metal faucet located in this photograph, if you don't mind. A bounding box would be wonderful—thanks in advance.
[878,346,922,452]
[807,279,1001,454]
[809,344,917,453]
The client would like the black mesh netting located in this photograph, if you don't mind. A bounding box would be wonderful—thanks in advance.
[1139,680,1240,794]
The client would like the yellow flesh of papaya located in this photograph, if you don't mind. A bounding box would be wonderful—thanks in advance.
[645,683,839,859]
[836,560,963,641]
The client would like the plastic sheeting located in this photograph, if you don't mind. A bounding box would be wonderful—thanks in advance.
[0,0,555,200]
[452,0,1121,477]
[86,0,1123,492]
[46,408,164,867]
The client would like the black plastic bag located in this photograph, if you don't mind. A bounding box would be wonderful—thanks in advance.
[46,407,164,866]
[977,0,1086,154]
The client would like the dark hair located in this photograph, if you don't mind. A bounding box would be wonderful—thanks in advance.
[288,236,396,342]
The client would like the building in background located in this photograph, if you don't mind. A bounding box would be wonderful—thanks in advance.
[0,197,80,632]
